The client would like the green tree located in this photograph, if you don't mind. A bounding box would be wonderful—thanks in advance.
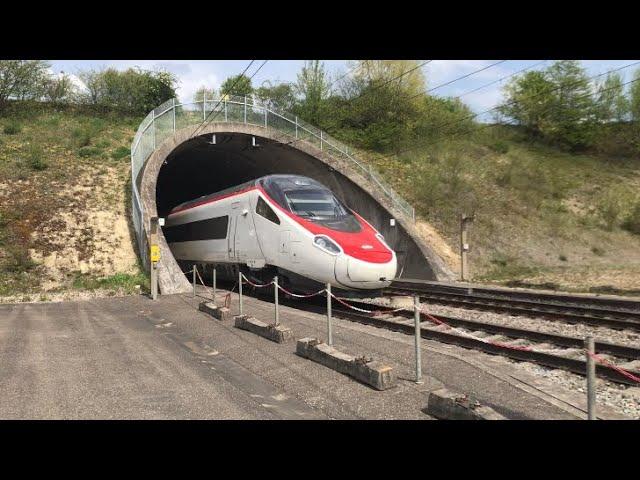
[498,61,597,149]
[630,69,640,122]
[545,60,597,148]
[193,86,215,103]
[220,74,253,97]
[77,67,177,114]
[326,60,429,151]
[255,81,297,111]
[294,60,330,125]
[0,60,50,109]
[497,70,556,136]
[43,72,76,104]
[595,72,628,122]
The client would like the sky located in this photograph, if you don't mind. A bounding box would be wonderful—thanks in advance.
[49,59,640,118]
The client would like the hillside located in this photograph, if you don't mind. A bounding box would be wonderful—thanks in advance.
[367,127,640,295]
[1,110,640,301]
[0,107,146,302]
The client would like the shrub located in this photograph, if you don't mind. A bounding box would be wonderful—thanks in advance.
[597,193,623,231]
[591,246,605,256]
[559,254,568,262]
[4,246,36,273]
[72,127,93,147]
[622,201,640,235]
[27,144,47,171]
[78,146,102,158]
[489,140,509,154]
[3,121,21,135]
[111,146,130,160]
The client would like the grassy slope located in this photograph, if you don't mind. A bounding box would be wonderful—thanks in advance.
[365,127,640,294]
[1,109,639,299]
[0,107,148,301]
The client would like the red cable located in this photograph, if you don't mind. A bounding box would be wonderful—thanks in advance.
[587,351,640,384]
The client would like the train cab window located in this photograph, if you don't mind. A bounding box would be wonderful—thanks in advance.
[256,196,280,225]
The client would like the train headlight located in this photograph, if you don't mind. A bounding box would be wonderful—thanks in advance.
[313,235,341,255]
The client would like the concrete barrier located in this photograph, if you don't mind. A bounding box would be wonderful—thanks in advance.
[296,338,396,391]
[199,302,231,321]
[234,315,293,343]
[425,388,506,420]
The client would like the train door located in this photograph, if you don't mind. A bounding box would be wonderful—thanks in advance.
[228,201,240,260]
[233,198,262,262]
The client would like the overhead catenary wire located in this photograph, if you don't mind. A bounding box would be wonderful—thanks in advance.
[410,60,509,99]
[456,60,548,99]
[371,60,640,163]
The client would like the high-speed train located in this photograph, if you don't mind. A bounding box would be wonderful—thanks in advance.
[164,175,397,291]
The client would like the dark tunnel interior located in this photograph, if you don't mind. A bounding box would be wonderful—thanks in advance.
[155,132,435,280]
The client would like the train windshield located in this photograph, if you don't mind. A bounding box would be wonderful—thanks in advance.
[284,189,361,233]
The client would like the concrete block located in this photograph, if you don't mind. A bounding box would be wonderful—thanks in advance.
[198,301,232,321]
[234,315,293,343]
[296,338,396,391]
[198,302,219,318]
[425,388,506,420]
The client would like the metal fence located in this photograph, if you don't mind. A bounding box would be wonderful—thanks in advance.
[130,94,416,254]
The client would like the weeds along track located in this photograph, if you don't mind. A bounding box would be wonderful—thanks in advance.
[387,280,640,332]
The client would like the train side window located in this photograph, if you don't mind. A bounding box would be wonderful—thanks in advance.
[256,196,280,225]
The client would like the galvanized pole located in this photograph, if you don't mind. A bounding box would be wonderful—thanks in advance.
[172,98,176,132]
[264,108,268,128]
[326,283,333,346]
[414,295,423,384]
[212,265,217,302]
[203,91,206,122]
[460,213,474,282]
[295,116,298,139]
[585,336,596,420]
[320,131,323,150]
[192,265,197,298]
[224,100,227,122]
[238,269,243,316]
[274,276,279,326]
[244,95,247,123]
[152,110,156,149]
[150,216,159,301]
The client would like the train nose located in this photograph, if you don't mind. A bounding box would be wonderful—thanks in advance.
[335,254,397,288]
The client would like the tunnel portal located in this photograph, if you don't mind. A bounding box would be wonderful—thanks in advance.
[138,122,453,294]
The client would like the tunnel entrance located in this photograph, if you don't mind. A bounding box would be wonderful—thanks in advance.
[154,132,438,281]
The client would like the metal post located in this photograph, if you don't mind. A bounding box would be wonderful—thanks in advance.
[192,265,197,298]
[326,283,333,346]
[224,100,227,122]
[264,108,268,128]
[172,98,176,132]
[295,116,298,139]
[585,336,596,420]
[320,131,323,151]
[460,213,474,281]
[274,276,279,326]
[244,95,247,123]
[203,91,206,122]
[414,295,423,384]
[238,269,243,316]
[151,110,156,149]
[150,216,159,301]
[212,265,217,302]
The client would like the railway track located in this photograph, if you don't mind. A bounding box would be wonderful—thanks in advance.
[223,282,640,386]
[330,298,640,386]
[386,280,640,332]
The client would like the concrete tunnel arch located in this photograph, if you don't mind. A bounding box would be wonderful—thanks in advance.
[138,122,454,294]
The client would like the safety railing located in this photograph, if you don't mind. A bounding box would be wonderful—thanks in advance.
[130,94,417,249]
